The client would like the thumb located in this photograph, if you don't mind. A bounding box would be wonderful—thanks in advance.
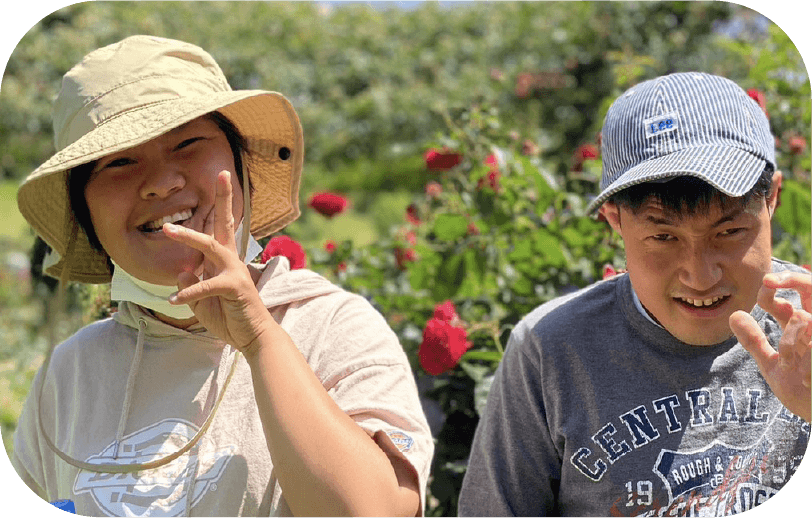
[169,271,201,306]
[730,310,776,374]
[177,271,200,292]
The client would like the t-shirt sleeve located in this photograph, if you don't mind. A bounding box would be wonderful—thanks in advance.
[458,320,559,516]
[317,293,434,516]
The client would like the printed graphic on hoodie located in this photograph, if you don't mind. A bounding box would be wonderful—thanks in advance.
[74,418,236,516]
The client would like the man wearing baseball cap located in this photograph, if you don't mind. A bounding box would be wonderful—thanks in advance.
[459,72,810,516]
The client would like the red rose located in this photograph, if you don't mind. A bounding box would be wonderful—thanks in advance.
[425,181,443,198]
[477,170,501,192]
[337,262,347,272]
[577,144,599,161]
[747,88,768,116]
[424,148,462,171]
[418,318,472,375]
[573,143,600,171]
[395,246,416,269]
[467,222,480,235]
[261,235,307,269]
[433,300,459,322]
[515,72,533,99]
[522,139,540,156]
[602,264,627,279]
[406,203,421,225]
[789,136,807,155]
[324,240,336,253]
[308,192,348,218]
[485,153,499,170]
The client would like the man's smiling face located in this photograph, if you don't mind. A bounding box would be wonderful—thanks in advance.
[599,176,780,346]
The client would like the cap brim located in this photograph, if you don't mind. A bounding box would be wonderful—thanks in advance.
[587,144,768,214]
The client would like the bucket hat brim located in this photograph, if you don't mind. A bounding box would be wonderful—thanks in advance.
[18,91,304,283]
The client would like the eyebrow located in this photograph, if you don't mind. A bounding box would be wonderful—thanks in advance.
[643,206,746,227]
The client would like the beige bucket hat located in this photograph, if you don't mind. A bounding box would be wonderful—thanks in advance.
[16,35,304,283]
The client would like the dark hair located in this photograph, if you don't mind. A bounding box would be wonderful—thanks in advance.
[67,111,252,254]
[607,165,774,217]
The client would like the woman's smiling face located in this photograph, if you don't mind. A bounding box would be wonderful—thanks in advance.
[84,116,243,286]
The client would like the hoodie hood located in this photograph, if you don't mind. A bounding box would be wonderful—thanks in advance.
[113,255,343,335]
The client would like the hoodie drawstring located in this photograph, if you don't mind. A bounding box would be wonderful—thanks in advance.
[37,319,243,474]
[111,318,146,459]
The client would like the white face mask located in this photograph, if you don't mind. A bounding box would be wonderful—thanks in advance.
[110,221,263,319]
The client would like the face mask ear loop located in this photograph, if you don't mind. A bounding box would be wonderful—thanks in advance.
[238,152,251,262]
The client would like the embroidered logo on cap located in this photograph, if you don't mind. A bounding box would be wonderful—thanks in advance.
[644,112,680,139]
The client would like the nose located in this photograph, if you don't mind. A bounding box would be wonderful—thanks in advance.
[677,243,723,292]
[139,163,186,199]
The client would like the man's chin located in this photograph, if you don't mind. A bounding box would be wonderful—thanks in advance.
[667,326,736,347]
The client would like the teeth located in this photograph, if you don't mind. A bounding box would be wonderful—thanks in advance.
[680,296,724,307]
[143,209,193,230]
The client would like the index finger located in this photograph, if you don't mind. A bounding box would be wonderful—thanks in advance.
[764,271,812,313]
[214,170,236,249]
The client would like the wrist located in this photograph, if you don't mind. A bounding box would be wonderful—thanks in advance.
[240,318,281,361]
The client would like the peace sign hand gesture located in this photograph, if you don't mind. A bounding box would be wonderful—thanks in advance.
[163,170,274,357]
[730,271,812,422]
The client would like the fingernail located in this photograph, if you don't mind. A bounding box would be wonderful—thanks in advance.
[168,293,178,304]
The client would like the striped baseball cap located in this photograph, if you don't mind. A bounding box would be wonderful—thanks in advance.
[587,72,775,214]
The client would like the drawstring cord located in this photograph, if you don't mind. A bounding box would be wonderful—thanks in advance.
[36,219,243,473]
[111,318,146,459]
[36,318,242,473]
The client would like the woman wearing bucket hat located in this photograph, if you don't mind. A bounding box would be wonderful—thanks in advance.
[11,35,432,516]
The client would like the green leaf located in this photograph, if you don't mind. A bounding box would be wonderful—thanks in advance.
[462,350,503,362]
[774,179,811,239]
[433,213,470,242]
[459,361,490,382]
[434,252,466,299]
[534,229,567,267]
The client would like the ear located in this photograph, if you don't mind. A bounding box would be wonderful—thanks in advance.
[766,169,783,218]
[599,202,623,234]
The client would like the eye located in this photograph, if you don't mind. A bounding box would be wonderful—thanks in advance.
[719,227,746,237]
[651,233,675,242]
[102,157,136,169]
[176,136,205,150]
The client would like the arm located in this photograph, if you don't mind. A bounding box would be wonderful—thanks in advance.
[242,318,421,516]
[165,171,420,516]
[730,270,811,421]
